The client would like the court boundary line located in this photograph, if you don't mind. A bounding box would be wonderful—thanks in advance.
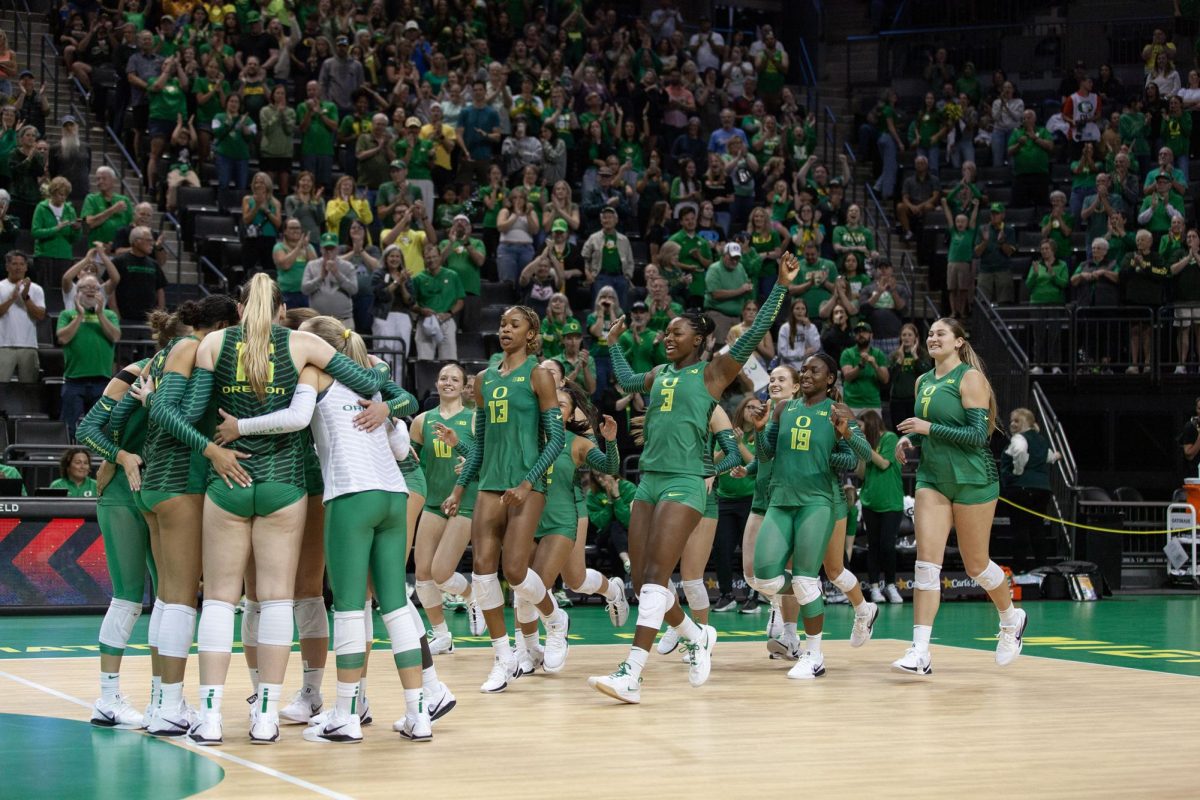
[0,670,356,800]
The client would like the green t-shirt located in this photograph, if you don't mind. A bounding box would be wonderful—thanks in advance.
[586,312,614,357]
[148,78,187,121]
[395,137,434,180]
[31,201,80,259]
[1070,159,1099,192]
[832,224,875,269]
[914,108,943,147]
[1025,260,1069,304]
[193,77,230,125]
[477,185,505,229]
[947,227,975,263]
[860,431,904,512]
[647,300,683,332]
[0,463,27,494]
[412,268,465,314]
[273,241,311,294]
[438,236,485,296]
[668,229,714,298]
[617,327,666,374]
[795,257,838,317]
[298,100,339,156]
[1039,212,1076,260]
[211,112,254,160]
[57,308,119,380]
[50,476,98,497]
[840,345,888,409]
[1007,127,1052,175]
[1162,113,1193,158]
[704,261,751,316]
[599,232,623,275]
[80,192,134,244]
[587,480,636,529]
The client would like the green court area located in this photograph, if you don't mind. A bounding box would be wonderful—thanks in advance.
[2,595,1198,677]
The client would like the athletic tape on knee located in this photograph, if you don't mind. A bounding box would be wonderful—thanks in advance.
[471,572,504,611]
[515,596,538,625]
[147,598,165,649]
[831,569,859,594]
[791,576,823,607]
[257,600,296,647]
[157,603,197,659]
[98,598,142,650]
[972,560,1006,591]
[415,580,443,613]
[680,578,710,611]
[755,574,786,598]
[381,607,420,656]
[512,571,548,605]
[241,600,261,648]
[914,560,942,592]
[572,568,605,596]
[294,596,329,641]
[333,610,366,658]
[436,572,469,596]
[197,600,236,654]
[635,583,674,631]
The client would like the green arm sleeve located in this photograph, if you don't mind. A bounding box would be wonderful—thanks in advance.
[148,372,211,455]
[583,439,620,476]
[452,439,473,459]
[609,342,650,393]
[929,407,990,448]
[712,428,744,474]
[729,282,786,365]
[744,459,759,476]
[76,395,120,463]
[373,364,419,418]
[180,367,215,424]
[522,407,565,486]
[831,423,872,471]
[325,352,388,396]
[759,420,779,460]
[455,408,486,487]
[108,392,141,445]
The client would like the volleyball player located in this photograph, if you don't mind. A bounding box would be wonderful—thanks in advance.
[588,252,797,704]
[441,306,568,693]
[753,353,872,680]
[893,317,1026,676]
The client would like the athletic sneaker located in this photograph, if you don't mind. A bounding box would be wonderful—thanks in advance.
[711,593,737,612]
[188,712,223,746]
[740,592,759,613]
[885,583,903,604]
[995,608,1028,667]
[91,694,145,729]
[766,634,800,661]
[145,698,195,737]
[786,651,826,680]
[246,692,260,726]
[396,710,432,742]
[480,655,517,693]
[515,642,537,677]
[868,583,886,603]
[850,602,879,648]
[428,682,457,722]
[442,592,466,611]
[428,629,454,655]
[890,646,933,677]
[358,695,372,725]
[656,626,680,655]
[279,690,322,725]
[543,609,570,673]
[303,708,362,744]
[553,589,572,608]
[249,711,281,744]
[765,597,783,639]
[587,662,641,704]
[682,625,717,687]
[826,587,848,605]
[606,577,629,627]
[467,599,486,636]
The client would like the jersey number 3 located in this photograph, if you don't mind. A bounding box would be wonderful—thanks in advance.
[659,377,679,412]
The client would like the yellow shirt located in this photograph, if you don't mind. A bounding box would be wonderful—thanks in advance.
[419,123,457,170]
[383,227,427,276]
[325,197,373,237]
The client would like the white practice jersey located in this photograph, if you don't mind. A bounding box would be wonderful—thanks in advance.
[310,379,408,503]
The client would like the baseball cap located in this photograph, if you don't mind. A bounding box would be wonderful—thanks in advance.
[990,201,1005,213]
[631,301,649,312]
[320,233,340,248]
[389,159,405,170]
[599,205,617,216]
[336,35,350,45]
[1156,171,1171,181]
[245,9,261,22]
[828,177,843,187]
[61,114,78,126]
[551,218,569,233]
[598,167,612,177]
[724,242,742,258]
[405,116,421,128]
[452,213,472,224]
[404,20,420,31]
[562,318,583,335]
[854,321,872,332]
[18,69,32,78]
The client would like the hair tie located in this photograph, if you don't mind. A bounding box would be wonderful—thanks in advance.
[342,328,351,340]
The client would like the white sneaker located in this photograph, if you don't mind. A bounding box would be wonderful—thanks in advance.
[279,690,322,725]
[786,651,826,680]
[605,578,629,627]
[249,711,280,744]
[187,712,223,746]
[868,583,886,603]
[543,610,570,673]
[766,633,800,661]
[145,698,195,737]
[587,662,641,704]
[766,597,783,639]
[467,598,486,636]
[514,641,536,676]
[850,602,879,648]
[91,694,145,729]
[428,681,456,722]
[656,625,680,655]
[1030,366,1044,375]
[303,708,362,743]
[885,583,903,604]
[996,608,1028,667]
[1175,364,1188,375]
[682,625,717,687]
[395,711,432,742]
[891,646,933,677]
[480,655,517,693]
[357,695,372,725]
[428,629,454,655]
[246,692,260,726]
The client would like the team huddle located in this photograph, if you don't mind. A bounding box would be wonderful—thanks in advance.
[76,251,1027,745]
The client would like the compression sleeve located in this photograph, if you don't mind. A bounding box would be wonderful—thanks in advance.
[149,372,211,455]
[76,395,120,463]
[108,392,141,445]
[373,362,419,418]
[744,459,759,476]
[729,282,786,365]
[237,384,317,435]
[180,367,215,423]
[455,406,486,487]
[583,439,620,476]
[325,352,388,396]
[929,407,991,448]
[523,407,565,486]
[609,341,650,393]
[712,428,744,474]
[388,420,411,461]
[759,419,779,460]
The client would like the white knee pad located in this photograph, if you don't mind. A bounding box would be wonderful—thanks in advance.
[147,598,165,649]
[363,606,375,647]
[197,600,236,654]
[332,610,366,660]
[744,574,766,595]
[512,571,548,605]
[472,572,504,611]
[294,596,329,640]
[98,598,142,650]
[830,569,859,594]
[157,603,197,659]
[572,568,605,596]
[436,572,469,597]
[257,599,295,647]
[241,600,261,648]
[914,560,942,592]
[515,596,538,625]
[972,561,1006,591]
[635,583,674,631]
[754,574,786,598]
[680,578,709,611]
[381,607,420,656]
[415,580,443,613]
[791,576,823,607]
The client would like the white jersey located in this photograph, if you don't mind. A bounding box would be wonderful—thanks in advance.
[310,379,408,503]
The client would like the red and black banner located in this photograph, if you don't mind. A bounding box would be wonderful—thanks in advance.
[0,499,115,609]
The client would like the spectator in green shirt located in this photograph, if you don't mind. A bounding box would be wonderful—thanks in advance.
[1040,191,1075,260]
[145,56,189,192]
[555,316,595,396]
[1007,109,1054,208]
[355,113,396,197]
[1168,228,1200,373]
[211,93,256,190]
[438,213,485,297]
[1068,142,1099,220]
[790,240,838,318]
[1162,96,1192,182]
[258,85,297,197]
[1138,172,1186,237]
[909,92,946,179]
[975,202,1016,305]
[617,301,666,373]
[703,242,753,342]
[50,447,97,497]
[0,462,27,495]
[192,58,231,164]
[857,410,904,601]
[55,275,120,439]
[411,244,464,361]
[584,469,634,575]
[1027,239,1070,376]
[942,195,979,321]
[31,176,82,289]
[81,167,133,247]
[298,80,339,191]
[395,116,434,183]
[667,206,715,303]
[839,321,889,416]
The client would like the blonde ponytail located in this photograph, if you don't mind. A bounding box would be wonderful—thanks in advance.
[300,315,372,369]
[239,273,282,401]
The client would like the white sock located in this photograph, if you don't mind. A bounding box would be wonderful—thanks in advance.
[783,622,798,639]
[160,681,183,709]
[806,633,823,657]
[100,671,120,700]
[301,661,324,697]
[335,680,359,716]
[431,621,449,636]
[404,687,423,717]
[491,636,513,660]
[259,682,283,717]
[999,605,1021,626]
[357,676,368,703]
[674,616,703,643]
[523,631,540,651]
[149,675,162,708]
[602,577,621,602]
[421,666,438,697]
[625,646,648,679]
[913,625,933,654]
[198,684,223,715]
[248,667,259,693]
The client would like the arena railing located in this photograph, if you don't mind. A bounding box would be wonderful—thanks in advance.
[0,0,32,74]
[1075,497,1171,569]
[1031,380,1078,555]
[965,287,1030,424]
[198,256,230,293]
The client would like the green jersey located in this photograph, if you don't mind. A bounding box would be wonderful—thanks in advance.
[769,396,841,507]
[640,361,715,476]
[141,337,210,494]
[914,362,997,487]
[537,430,580,536]
[479,356,544,492]
[421,408,477,507]
[212,324,304,485]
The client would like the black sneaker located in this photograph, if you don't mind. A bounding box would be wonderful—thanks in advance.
[739,593,759,614]
[711,594,737,613]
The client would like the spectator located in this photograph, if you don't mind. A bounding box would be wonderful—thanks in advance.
[1168,228,1200,373]
[370,244,414,383]
[258,85,297,197]
[456,80,501,186]
[857,409,904,602]
[49,115,90,208]
[1138,172,1185,237]
[840,321,889,418]
[242,172,283,276]
[646,273,683,332]
[518,247,562,319]
[163,116,200,214]
[319,35,365,115]
[81,166,133,247]
[586,285,621,400]
[584,468,634,576]
[1122,229,1168,373]
[0,459,25,493]
[618,300,667,373]
[722,135,759,228]
[1062,75,1102,160]
[1147,51,1181,97]
[1161,96,1191,181]
[1096,64,1125,113]
[439,213,486,300]
[1008,110,1054,208]
[420,104,458,192]
[668,205,716,307]
[752,27,788,110]
[343,220,380,334]
[790,240,838,319]
[975,202,1017,305]
[944,161,982,217]
[909,92,946,179]
[831,203,878,272]
[887,323,931,426]
[302,233,357,326]
[819,302,854,365]
[111,205,166,274]
[896,155,940,244]
[297,81,339,192]
[125,30,164,159]
[31,176,82,290]
[1179,396,1200,477]
[0,250,43,383]
[285,171,326,248]
[211,93,256,190]
[1000,408,1059,573]
[858,258,909,354]
[496,187,539,287]
[583,166,634,231]
[776,296,820,370]
[381,200,435,276]
[8,125,43,228]
[56,275,119,439]
[1143,146,1187,195]
[145,55,189,192]
[707,108,748,155]
[50,447,97,497]
[556,317,596,396]
[1080,172,1126,250]
[356,113,396,201]
[1071,237,1122,320]
[874,89,904,198]
[377,162,421,225]
[539,292,574,360]
[61,246,118,311]
[412,243,464,361]
[325,174,373,242]
[1028,239,1070,306]
[703,242,753,342]
[273,217,317,309]
[942,195,980,321]
[1040,190,1075,261]
[581,205,633,309]
[923,47,955,92]
[1141,28,1177,75]
[990,80,1023,168]
[10,71,48,136]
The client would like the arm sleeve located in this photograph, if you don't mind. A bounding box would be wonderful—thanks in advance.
[388,420,411,461]
[324,352,388,396]
[148,372,211,455]
[108,391,141,445]
[523,407,565,486]
[744,459,759,476]
[831,424,873,470]
[583,439,620,475]
[729,282,786,364]
[76,395,121,463]
[712,429,744,474]
[180,367,215,423]
[237,384,317,435]
[455,407,486,487]
[381,379,419,418]
[608,338,650,393]
[929,407,991,447]
[759,419,779,460]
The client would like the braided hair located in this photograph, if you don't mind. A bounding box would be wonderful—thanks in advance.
[505,304,543,356]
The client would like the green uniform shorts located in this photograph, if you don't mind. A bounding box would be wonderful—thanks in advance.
[207,480,306,518]
[634,472,708,515]
[916,479,999,506]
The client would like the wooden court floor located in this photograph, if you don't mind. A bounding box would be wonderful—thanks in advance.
[2,640,1197,799]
